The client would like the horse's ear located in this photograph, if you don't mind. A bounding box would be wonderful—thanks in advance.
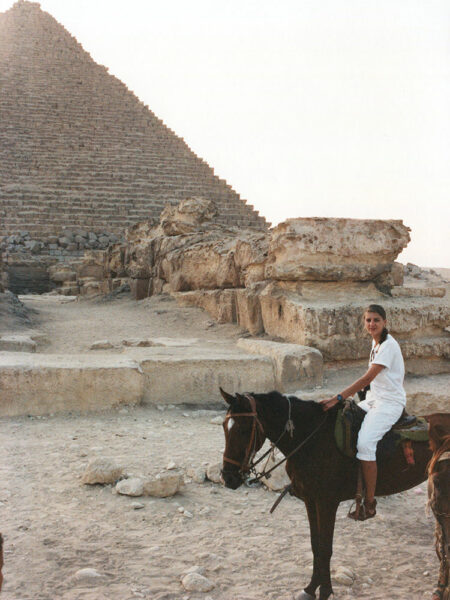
[219,387,234,405]
[235,392,249,404]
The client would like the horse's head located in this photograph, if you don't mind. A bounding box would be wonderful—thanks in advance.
[219,388,266,490]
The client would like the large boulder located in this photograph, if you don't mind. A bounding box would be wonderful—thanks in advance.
[236,338,323,390]
[158,197,218,235]
[265,218,411,281]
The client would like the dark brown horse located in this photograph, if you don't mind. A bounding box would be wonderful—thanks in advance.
[428,426,450,600]
[220,389,450,600]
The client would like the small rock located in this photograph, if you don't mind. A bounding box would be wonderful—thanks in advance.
[334,566,354,586]
[186,466,206,484]
[166,461,177,470]
[181,572,215,592]
[72,567,103,584]
[116,478,144,497]
[131,502,145,510]
[183,510,193,518]
[89,340,114,350]
[206,463,222,484]
[122,338,163,347]
[81,458,124,485]
[210,415,224,425]
[143,472,184,498]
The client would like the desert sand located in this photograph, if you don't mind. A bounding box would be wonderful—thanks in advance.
[0,294,442,600]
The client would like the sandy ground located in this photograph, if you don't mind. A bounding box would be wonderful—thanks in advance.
[0,405,438,600]
[7,294,244,355]
[0,293,445,599]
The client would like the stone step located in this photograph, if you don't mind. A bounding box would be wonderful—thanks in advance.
[0,350,276,416]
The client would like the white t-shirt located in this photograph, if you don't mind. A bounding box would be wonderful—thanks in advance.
[368,334,406,407]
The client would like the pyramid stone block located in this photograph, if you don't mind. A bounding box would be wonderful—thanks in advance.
[0,1,267,250]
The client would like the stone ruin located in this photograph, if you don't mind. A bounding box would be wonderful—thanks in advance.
[62,197,449,374]
[0,1,448,378]
[0,1,266,293]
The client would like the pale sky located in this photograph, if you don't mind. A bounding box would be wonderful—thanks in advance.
[2,0,449,267]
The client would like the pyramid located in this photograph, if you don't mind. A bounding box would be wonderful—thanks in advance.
[0,1,267,247]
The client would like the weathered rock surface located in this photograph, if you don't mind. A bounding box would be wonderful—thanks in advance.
[0,354,144,417]
[82,458,124,485]
[89,340,115,350]
[142,472,184,497]
[139,352,275,405]
[115,477,145,497]
[206,463,222,484]
[71,568,104,585]
[181,572,215,592]
[265,218,410,281]
[158,197,219,236]
[0,334,37,352]
[236,338,323,390]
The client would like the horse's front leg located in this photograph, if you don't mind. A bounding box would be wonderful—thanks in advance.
[315,498,339,600]
[296,498,338,600]
[299,498,320,599]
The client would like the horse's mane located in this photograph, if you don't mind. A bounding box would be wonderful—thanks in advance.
[253,390,326,419]
[428,434,450,475]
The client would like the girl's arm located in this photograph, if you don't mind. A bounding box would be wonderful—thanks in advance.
[320,363,385,411]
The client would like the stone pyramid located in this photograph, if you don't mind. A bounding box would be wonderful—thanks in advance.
[0,1,267,245]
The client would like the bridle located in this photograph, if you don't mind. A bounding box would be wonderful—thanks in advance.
[222,394,265,475]
[222,393,328,484]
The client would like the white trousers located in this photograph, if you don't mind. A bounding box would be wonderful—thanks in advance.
[356,395,404,461]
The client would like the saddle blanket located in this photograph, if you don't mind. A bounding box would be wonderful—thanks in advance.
[334,402,429,460]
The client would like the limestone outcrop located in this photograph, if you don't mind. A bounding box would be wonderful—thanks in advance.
[67,198,450,373]
[265,218,411,281]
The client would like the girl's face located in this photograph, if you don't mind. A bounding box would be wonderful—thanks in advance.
[364,311,386,341]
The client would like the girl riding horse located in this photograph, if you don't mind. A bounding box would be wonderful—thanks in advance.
[321,304,406,520]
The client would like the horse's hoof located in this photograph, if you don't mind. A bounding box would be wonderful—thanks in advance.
[295,592,316,600]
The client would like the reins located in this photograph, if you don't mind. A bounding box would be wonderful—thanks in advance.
[223,393,329,487]
[247,410,328,485]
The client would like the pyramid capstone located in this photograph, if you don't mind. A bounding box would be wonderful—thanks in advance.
[0,1,267,252]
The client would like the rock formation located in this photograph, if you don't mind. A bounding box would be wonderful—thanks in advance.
[0,1,266,258]
[70,197,449,373]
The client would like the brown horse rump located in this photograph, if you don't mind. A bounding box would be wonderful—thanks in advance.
[334,399,429,460]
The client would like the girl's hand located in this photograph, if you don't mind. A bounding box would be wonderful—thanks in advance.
[319,397,339,411]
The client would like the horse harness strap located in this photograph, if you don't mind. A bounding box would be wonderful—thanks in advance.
[248,411,329,485]
[437,451,450,463]
[223,394,264,471]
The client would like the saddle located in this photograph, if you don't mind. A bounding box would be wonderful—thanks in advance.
[334,398,429,462]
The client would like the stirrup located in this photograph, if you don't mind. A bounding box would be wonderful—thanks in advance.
[348,498,377,521]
